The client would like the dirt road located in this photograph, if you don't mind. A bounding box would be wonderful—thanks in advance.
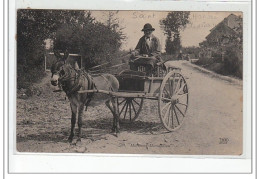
[16,61,243,155]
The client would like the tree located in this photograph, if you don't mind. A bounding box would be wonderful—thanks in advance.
[53,11,96,53]
[160,12,190,55]
[222,15,243,78]
[17,9,65,88]
[182,46,201,58]
[17,9,126,89]
[53,11,126,68]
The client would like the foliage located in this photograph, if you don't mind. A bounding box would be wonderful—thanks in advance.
[17,9,58,89]
[182,46,201,58]
[165,37,175,55]
[196,46,242,79]
[194,56,214,66]
[17,9,125,89]
[53,11,125,69]
[160,12,190,54]
[161,54,177,61]
[231,15,243,49]
[196,14,243,79]
[223,15,243,78]
[223,46,242,78]
[160,12,190,34]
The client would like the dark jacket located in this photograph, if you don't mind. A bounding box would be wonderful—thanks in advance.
[134,34,161,57]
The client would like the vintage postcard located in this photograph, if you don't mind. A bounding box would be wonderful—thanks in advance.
[6,0,254,174]
[15,9,245,156]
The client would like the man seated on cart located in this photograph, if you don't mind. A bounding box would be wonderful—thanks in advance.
[130,23,164,75]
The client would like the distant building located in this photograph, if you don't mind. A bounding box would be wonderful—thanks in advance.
[199,14,242,60]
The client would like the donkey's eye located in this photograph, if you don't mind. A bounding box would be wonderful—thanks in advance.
[60,70,65,76]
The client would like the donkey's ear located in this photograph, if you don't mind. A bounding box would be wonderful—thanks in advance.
[74,61,80,70]
[54,50,62,60]
[63,49,69,61]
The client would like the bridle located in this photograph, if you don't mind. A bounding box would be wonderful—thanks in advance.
[52,62,79,89]
[52,60,95,98]
[58,66,77,83]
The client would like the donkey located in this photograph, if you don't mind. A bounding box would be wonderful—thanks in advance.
[50,51,120,142]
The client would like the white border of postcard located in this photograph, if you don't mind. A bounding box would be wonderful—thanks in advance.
[7,0,253,174]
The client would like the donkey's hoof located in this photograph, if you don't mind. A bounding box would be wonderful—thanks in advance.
[111,131,119,137]
[77,138,81,142]
[68,136,74,143]
[114,132,119,137]
[115,128,120,134]
[111,127,116,133]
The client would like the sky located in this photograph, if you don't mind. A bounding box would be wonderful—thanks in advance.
[91,11,242,52]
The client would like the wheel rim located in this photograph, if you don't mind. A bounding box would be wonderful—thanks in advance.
[117,97,144,122]
[158,71,189,132]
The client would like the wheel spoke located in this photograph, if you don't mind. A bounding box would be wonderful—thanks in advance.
[167,78,173,96]
[163,88,171,98]
[119,101,127,116]
[177,102,188,107]
[173,105,180,125]
[161,97,171,102]
[174,76,181,94]
[176,93,188,100]
[163,104,171,123]
[175,104,185,117]
[118,99,126,105]
[131,101,137,116]
[123,102,129,120]
[170,105,174,128]
[129,101,132,121]
[176,83,187,95]
[162,102,171,112]
[183,84,188,93]
[167,105,171,126]
[118,98,143,122]
[133,99,141,106]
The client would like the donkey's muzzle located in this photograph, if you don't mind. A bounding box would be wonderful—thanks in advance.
[51,80,58,86]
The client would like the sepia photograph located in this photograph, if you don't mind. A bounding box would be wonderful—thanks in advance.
[16,9,243,155]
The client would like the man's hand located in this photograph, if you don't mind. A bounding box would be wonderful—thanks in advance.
[130,51,137,58]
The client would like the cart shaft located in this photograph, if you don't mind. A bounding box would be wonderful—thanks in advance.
[78,89,159,99]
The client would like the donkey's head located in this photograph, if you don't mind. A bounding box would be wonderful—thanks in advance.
[50,50,69,86]
[53,49,69,62]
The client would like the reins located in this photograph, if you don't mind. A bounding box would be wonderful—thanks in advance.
[58,65,95,98]
[57,66,76,82]
[57,65,81,96]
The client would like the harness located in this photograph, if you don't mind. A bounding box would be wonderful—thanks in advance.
[100,74,113,91]
[57,66,94,98]
[56,64,114,110]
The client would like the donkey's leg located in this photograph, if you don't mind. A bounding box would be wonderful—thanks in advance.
[68,103,77,143]
[77,104,85,142]
[111,97,120,133]
[85,98,91,111]
[105,100,117,133]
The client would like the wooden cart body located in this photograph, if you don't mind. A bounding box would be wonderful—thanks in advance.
[79,58,189,132]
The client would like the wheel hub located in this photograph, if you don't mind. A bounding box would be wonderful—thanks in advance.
[171,95,178,104]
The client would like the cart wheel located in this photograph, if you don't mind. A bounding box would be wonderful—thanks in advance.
[158,71,189,132]
[117,97,144,122]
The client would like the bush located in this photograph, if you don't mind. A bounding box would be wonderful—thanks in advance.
[195,56,214,66]
[17,10,126,92]
[17,64,46,89]
[195,48,242,79]
[162,54,177,61]
[223,47,242,78]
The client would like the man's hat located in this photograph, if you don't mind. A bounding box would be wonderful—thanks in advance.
[142,23,155,31]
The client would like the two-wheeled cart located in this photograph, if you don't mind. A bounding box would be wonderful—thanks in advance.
[79,57,189,132]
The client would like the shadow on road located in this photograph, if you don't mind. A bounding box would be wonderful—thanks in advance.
[17,118,168,143]
[85,118,168,136]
